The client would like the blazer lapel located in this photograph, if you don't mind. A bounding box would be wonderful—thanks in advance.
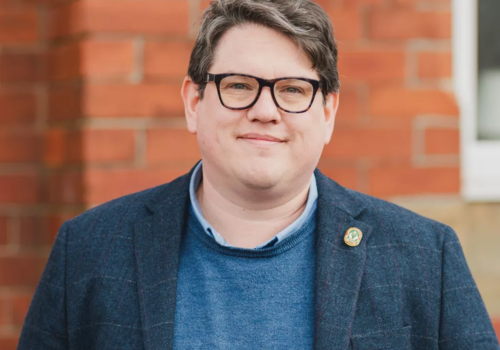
[133,171,192,350]
[132,166,371,350]
[314,170,373,350]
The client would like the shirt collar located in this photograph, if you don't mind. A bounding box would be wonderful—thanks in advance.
[189,161,318,249]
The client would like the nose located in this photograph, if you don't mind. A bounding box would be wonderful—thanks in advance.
[246,87,282,124]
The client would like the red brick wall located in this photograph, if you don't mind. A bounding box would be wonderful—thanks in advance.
[317,0,459,198]
[0,1,50,347]
[0,0,468,347]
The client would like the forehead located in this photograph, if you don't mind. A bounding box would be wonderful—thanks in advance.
[210,24,318,80]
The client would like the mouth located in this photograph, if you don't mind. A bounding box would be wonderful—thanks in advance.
[238,133,285,144]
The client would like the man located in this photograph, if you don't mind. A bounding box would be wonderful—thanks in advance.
[18,0,499,349]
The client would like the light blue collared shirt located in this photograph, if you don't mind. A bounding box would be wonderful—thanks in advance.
[189,161,318,249]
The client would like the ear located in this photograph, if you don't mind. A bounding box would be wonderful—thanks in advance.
[323,92,339,144]
[181,76,200,134]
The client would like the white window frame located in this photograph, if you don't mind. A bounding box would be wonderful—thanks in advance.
[453,0,500,201]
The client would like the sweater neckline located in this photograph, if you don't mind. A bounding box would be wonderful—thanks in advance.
[185,210,316,259]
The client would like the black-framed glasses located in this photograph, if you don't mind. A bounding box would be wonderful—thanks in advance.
[205,73,322,114]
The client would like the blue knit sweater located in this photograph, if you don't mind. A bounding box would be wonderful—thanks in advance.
[173,208,317,349]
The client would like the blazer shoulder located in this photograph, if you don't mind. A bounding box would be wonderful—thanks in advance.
[62,172,191,240]
[345,187,451,248]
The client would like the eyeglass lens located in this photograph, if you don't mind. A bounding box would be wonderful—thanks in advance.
[219,75,315,112]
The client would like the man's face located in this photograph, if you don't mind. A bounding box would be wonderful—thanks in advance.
[183,24,338,195]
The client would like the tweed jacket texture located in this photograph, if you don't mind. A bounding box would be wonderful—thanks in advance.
[18,168,499,350]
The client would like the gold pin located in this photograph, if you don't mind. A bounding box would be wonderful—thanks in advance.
[344,227,363,247]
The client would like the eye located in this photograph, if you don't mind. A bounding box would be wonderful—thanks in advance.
[281,86,305,94]
[228,83,251,90]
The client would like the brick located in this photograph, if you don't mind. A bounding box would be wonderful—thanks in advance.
[0,53,42,82]
[369,166,460,197]
[43,128,67,166]
[45,129,135,165]
[44,171,83,205]
[424,128,459,155]
[0,297,8,326]
[0,216,7,245]
[144,41,193,79]
[83,129,136,162]
[418,51,452,78]
[12,293,33,325]
[84,83,184,117]
[147,128,200,165]
[369,87,459,117]
[48,86,82,121]
[0,90,37,124]
[336,87,359,123]
[46,213,75,242]
[81,39,135,78]
[328,9,363,41]
[1,0,57,4]
[342,0,385,7]
[200,0,212,12]
[49,39,134,80]
[369,10,451,40]
[317,165,359,190]
[0,173,39,204]
[0,8,38,44]
[85,168,192,204]
[392,0,451,7]
[0,336,18,350]
[338,49,406,83]
[0,256,45,285]
[314,0,330,9]
[19,216,52,247]
[47,42,80,81]
[48,1,77,39]
[64,130,85,163]
[323,126,412,159]
[0,130,40,163]
[49,0,189,39]
[494,319,500,342]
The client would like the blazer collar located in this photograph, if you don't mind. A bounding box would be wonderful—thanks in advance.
[314,169,372,349]
[143,166,366,218]
[134,165,370,349]
[314,168,366,218]
[134,168,193,350]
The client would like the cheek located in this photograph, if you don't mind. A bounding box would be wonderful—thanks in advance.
[307,106,329,144]
[195,108,241,153]
[287,115,326,149]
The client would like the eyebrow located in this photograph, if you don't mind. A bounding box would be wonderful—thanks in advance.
[209,72,319,81]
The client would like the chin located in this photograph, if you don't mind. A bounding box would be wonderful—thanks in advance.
[234,163,284,191]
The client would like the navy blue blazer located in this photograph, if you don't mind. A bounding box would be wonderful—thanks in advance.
[18,168,499,349]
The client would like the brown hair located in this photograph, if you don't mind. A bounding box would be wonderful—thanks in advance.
[188,0,340,99]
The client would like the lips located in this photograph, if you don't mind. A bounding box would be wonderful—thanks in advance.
[239,133,284,142]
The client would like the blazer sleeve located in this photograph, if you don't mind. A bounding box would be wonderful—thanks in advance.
[439,226,499,349]
[17,222,70,350]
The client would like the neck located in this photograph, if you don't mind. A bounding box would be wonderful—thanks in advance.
[196,172,311,249]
